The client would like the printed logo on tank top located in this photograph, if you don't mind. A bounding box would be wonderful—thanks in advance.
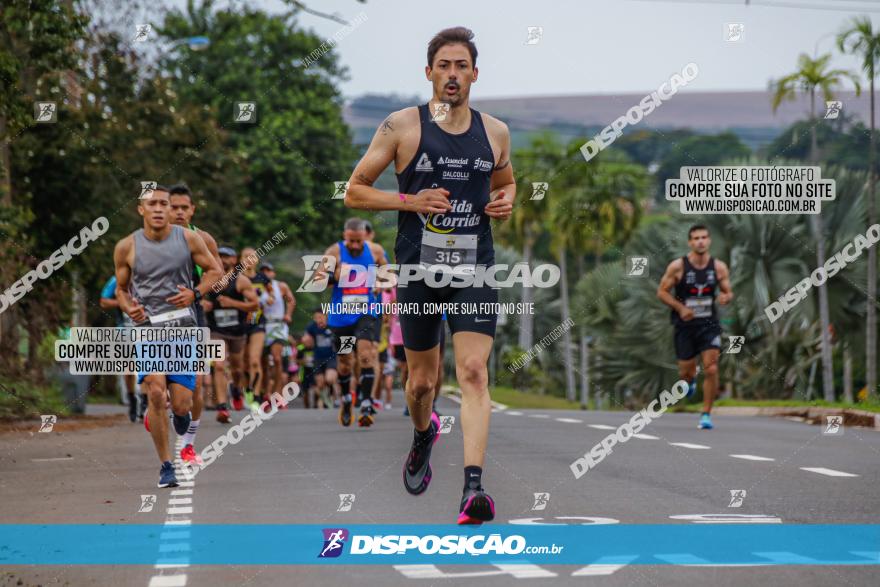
[418,190,482,235]
[415,153,433,172]
[473,157,493,172]
[437,156,469,168]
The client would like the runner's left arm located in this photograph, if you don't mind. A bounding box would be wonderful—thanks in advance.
[168,231,223,307]
[485,118,515,220]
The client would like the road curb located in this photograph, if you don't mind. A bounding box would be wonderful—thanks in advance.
[711,406,880,430]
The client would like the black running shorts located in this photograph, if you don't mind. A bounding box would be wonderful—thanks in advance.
[674,322,722,361]
[397,281,497,352]
[330,315,378,345]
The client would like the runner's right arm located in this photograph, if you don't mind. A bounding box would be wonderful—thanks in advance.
[345,109,451,215]
[657,259,693,321]
[113,236,146,323]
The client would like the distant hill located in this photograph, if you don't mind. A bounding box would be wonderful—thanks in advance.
[345,91,867,152]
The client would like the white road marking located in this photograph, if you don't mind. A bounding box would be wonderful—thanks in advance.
[151,443,192,587]
[571,564,629,576]
[393,564,556,579]
[588,424,616,430]
[509,516,620,525]
[507,411,523,416]
[528,414,550,419]
[670,514,782,523]
[669,442,711,449]
[30,457,74,462]
[148,576,187,587]
[729,454,775,462]
[800,467,859,477]
[556,418,582,423]
[633,433,659,440]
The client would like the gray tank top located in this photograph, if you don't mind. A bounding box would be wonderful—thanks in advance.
[131,225,197,327]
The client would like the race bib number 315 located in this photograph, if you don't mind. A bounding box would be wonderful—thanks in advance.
[420,231,477,269]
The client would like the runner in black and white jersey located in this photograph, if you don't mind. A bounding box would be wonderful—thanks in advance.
[657,224,734,430]
[204,246,260,423]
[344,27,515,524]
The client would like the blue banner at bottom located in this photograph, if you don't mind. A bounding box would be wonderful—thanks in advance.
[0,524,878,565]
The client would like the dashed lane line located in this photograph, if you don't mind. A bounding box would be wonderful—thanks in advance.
[800,467,859,477]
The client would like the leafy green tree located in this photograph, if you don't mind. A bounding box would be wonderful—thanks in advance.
[0,0,87,369]
[500,132,565,351]
[158,1,358,248]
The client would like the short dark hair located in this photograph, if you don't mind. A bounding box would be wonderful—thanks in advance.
[427,27,477,68]
[688,224,709,238]
[313,307,324,314]
[344,217,366,232]
[169,183,192,202]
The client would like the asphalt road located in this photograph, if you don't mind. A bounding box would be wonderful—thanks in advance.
[1,395,878,586]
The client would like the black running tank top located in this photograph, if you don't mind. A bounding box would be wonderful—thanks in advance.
[207,277,247,336]
[672,256,718,327]
[395,104,496,266]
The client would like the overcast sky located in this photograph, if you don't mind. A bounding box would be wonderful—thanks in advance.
[168,0,880,100]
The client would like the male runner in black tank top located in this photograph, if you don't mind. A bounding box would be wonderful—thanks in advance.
[343,27,515,524]
[204,246,260,423]
[169,184,223,464]
[657,225,733,430]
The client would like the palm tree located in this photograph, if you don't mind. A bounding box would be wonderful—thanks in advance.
[552,145,647,402]
[502,133,564,351]
[770,52,861,402]
[838,17,880,400]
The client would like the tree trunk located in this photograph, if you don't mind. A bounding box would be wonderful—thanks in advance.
[576,256,589,407]
[844,345,854,403]
[558,245,576,401]
[580,335,589,409]
[867,76,877,400]
[0,113,19,360]
[810,89,836,402]
[0,115,10,206]
[518,229,534,351]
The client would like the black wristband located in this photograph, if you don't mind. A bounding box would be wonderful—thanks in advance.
[191,288,202,302]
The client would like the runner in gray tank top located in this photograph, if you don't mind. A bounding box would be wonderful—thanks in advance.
[114,185,222,488]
